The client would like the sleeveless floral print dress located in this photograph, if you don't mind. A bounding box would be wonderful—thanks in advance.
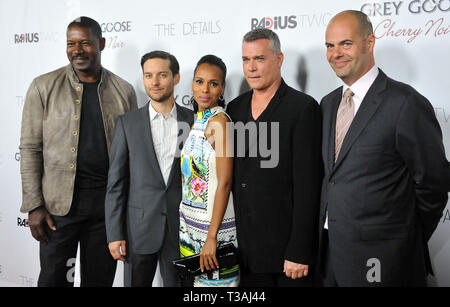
[179,106,239,287]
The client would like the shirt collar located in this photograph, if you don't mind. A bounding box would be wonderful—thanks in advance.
[66,64,105,87]
[342,65,379,100]
[149,101,177,120]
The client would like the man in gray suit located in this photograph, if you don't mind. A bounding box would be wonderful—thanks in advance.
[105,51,194,287]
[319,10,449,286]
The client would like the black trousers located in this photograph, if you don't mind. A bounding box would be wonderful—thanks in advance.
[128,222,181,287]
[321,229,338,287]
[37,187,116,287]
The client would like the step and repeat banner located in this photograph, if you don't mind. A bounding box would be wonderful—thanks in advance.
[0,0,449,286]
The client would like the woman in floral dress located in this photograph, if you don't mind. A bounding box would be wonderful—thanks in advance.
[179,55,239,287]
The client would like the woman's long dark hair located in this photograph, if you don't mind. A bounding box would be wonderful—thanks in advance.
[192,55,227,112]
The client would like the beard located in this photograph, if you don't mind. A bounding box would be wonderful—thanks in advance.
[147,88,174,103]
[70,55,98,73]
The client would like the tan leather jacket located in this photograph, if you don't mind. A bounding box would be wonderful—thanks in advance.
[20,64,138,216]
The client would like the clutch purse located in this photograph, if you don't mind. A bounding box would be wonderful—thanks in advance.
[172,243,238,279]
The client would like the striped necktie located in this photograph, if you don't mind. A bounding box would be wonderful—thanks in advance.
[335,88,354,162]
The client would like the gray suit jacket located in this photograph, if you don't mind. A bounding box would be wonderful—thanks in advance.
[105,103,194,254]
[319,70,449,286]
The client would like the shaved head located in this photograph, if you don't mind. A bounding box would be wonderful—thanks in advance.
[325,10,376,86]
[329,10,373,39]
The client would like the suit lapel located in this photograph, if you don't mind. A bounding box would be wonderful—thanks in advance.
[235,91,252,124]
[332,71,388,172]
[230,91,253,157]
[254,79,287,123]
[141,102,166,187]
[325,89,342,174]
[166,105,193,189]
[237,79,286,157]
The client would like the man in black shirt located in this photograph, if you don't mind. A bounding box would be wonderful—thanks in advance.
[76,80,109,190]
[226,28,322,286]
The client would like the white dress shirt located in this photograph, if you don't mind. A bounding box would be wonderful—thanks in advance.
[149,101,178,186]
[342,65,379,115]
[324,65,379,229]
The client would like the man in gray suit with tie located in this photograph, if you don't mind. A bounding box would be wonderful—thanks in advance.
[319,10,449,286]
[105,51,194,286]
